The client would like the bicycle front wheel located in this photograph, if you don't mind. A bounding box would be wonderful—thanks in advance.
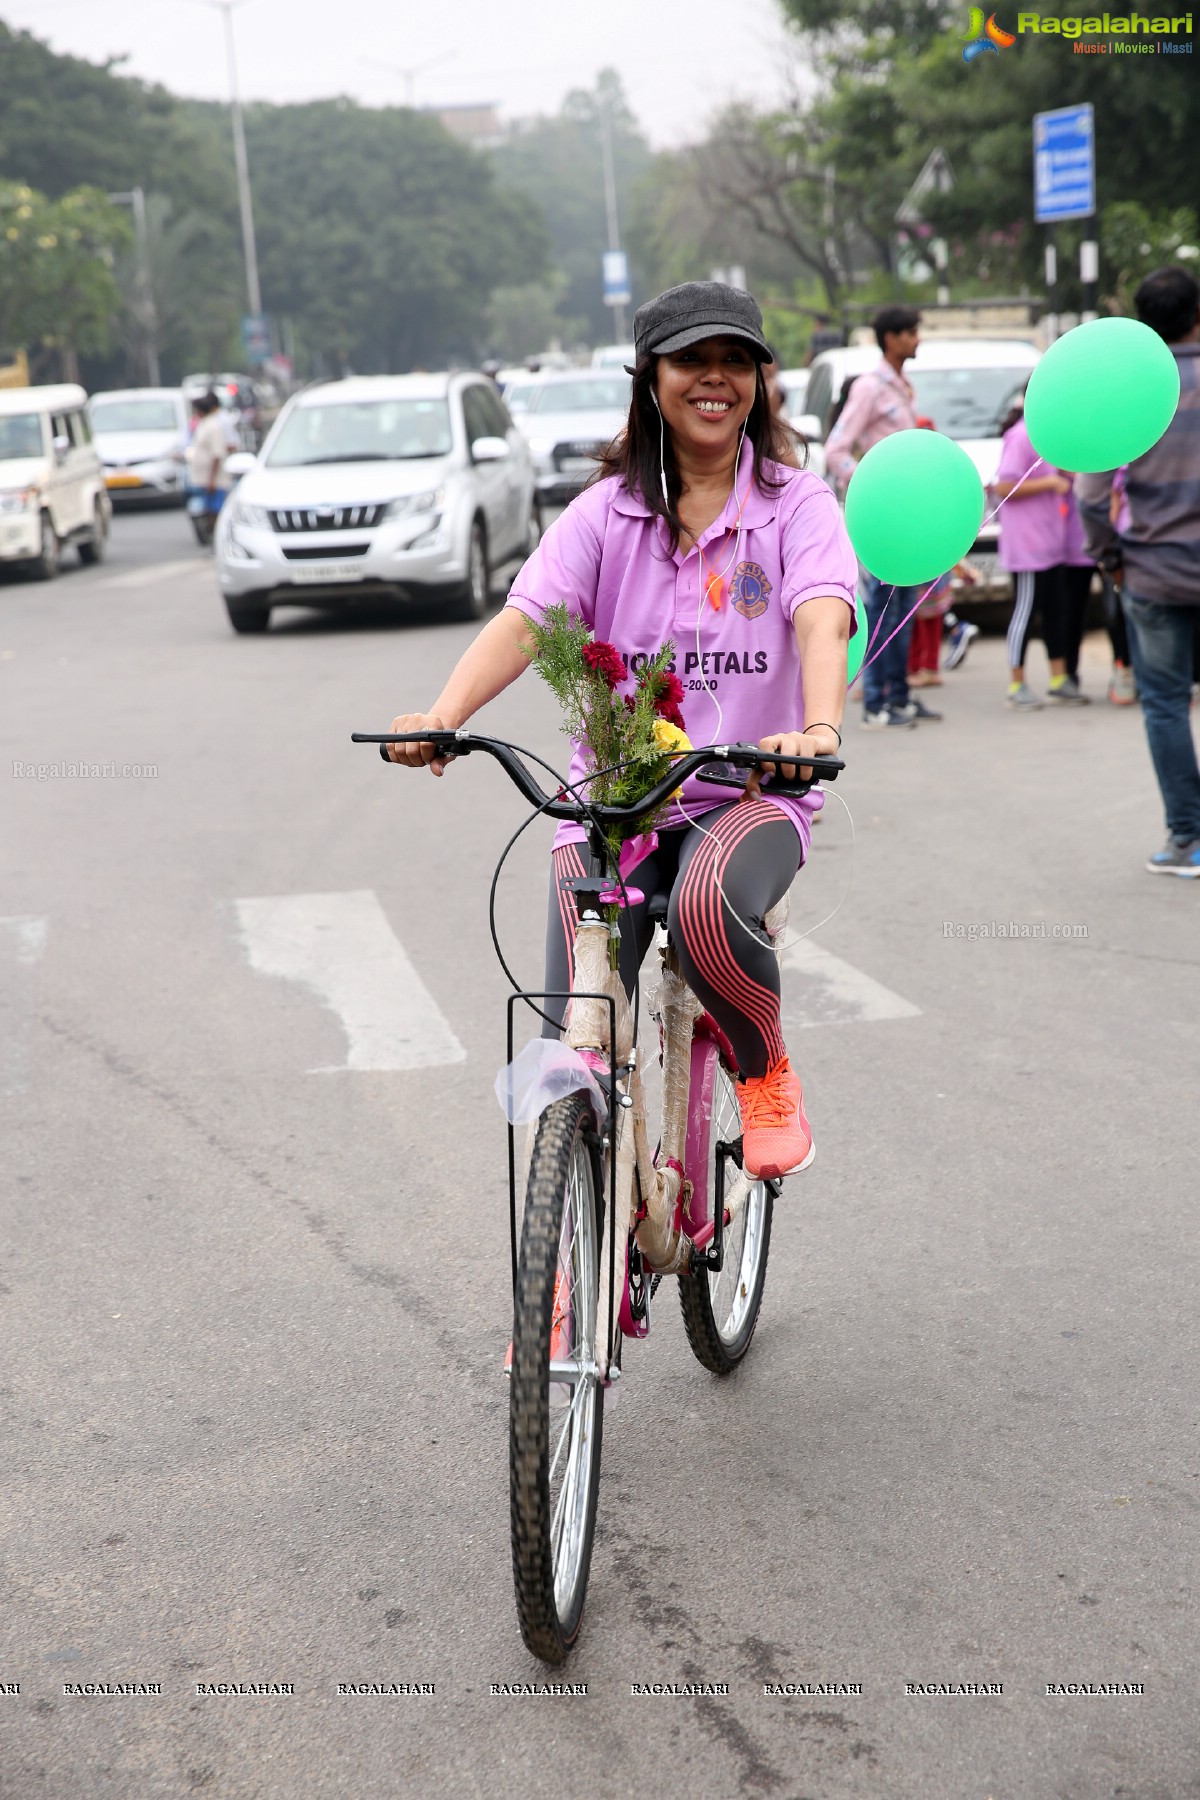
[679,1048,774,1375]
[509,1093,604,1663]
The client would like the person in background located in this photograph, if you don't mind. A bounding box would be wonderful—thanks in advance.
[1077,264,1200,876]
[184,392,231,548]
[824,305,937,727]
[992,392,1094,710]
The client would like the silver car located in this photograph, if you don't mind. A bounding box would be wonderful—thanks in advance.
[517,371,631,505]
[214,373,536,634]
[89,388,190,505]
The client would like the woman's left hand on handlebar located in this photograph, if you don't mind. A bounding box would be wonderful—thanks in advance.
[742,730,834,800]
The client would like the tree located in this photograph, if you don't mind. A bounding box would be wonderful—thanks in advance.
[0,181,129,377]
[772,0,1199,307]
[237,98,550,372]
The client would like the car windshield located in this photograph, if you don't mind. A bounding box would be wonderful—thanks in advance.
[91,399,180,433]
[910,367,1032,440]
[526,376,631,415]
[0,414,43,461]
[266,399,453,466]
[503,381,539,413]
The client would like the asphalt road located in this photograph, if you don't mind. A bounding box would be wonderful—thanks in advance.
[2,506,1198,1800]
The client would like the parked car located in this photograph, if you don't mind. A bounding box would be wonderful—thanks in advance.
[88,387,189,505]
[591,342,636,369]
[777,368,810,428]
[214,372,537,634]
[515,370,631,506]
[0,383,110,578]
[799,338,1040,611]
[499,372,542,417]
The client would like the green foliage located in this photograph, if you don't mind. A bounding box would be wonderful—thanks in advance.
[1099,203,1200,314]
[0,179,130,375]
[792,2,1200,307]
[0,22,551,382]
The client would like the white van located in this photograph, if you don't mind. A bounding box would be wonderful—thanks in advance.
[0,384,110,578]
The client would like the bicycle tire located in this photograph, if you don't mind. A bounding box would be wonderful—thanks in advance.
[679,1050,774,1375]
[509,1092,605,1662]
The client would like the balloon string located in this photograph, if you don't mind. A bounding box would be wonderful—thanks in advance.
[859,456,1043,676]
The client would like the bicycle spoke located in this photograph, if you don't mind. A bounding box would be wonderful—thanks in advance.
[548,1379,588,1485]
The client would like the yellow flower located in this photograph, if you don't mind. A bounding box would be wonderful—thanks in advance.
[651,716,692,798]
[651,718,691,755]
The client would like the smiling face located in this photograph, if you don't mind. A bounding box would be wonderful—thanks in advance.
[653,336,760,469]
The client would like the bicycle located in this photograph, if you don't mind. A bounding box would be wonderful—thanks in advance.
[352,727,844,1662]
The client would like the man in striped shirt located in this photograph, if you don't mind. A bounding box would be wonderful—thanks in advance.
[823,306,939,728]
[1077,266,1200,877]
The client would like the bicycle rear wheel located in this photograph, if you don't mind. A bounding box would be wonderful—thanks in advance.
[679,1046,774,1375]
[509,1093,604,1662]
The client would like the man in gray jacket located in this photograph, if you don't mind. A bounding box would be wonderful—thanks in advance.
[1077,266,1200,876]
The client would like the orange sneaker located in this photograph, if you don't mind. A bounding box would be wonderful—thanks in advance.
[737,1056,815,1180]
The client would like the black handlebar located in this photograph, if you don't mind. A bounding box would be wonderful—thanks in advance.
[350,729,843,823]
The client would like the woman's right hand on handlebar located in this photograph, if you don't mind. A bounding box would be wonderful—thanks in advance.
[386,713,453,775]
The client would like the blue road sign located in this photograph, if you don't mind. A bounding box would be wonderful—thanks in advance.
[602,251,631,307]
[1033,104,1095,224]
[241,313,271,362]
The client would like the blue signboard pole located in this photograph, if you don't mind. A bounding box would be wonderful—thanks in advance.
[1033,104,1096,340]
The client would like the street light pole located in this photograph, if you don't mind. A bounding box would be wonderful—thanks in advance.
[191,0,262,319]
[599,102,626,342]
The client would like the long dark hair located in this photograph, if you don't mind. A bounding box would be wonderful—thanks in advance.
[592,353,794,551]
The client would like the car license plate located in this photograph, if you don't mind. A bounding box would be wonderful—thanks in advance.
[289,562,365,584]
[106,473,141,488]
[560,457,594,474]
[962,553,1001,588]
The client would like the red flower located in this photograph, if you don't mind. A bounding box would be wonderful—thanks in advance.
[651,670,685,714]
[582,639,628,690]
[622,694,637,713]
[657,700,686,732]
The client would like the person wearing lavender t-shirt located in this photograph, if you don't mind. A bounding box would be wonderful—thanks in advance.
[992,399,1096,710]
[383,281,857,1181]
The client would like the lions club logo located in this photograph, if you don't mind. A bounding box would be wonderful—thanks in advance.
[729,561,772,620]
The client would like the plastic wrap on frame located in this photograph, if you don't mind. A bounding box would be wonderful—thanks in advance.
[494,1038,606,1126]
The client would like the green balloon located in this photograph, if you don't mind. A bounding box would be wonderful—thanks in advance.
[1024,316,1181,473]
[847,591,867,683]
[845,430,984,587]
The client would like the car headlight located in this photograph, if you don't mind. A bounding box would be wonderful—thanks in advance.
[231,499,272,529]
[526,437,553,458]
[385,487,444,520]
[0,486,40,514]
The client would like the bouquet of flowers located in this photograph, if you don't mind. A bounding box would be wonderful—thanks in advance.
[522,602,692,872]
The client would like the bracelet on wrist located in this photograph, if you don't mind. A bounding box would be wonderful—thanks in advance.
[803,721,842,749]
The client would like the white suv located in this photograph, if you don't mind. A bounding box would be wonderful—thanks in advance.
[0,384,110,578]
[214,373,536,633]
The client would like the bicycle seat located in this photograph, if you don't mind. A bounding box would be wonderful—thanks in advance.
[646,890,671,926]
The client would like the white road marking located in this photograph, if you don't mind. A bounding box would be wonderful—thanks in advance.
[781,938,920,1027]
[93,559,204,592]
[0,915,49,1096]
[233,890,466,1073]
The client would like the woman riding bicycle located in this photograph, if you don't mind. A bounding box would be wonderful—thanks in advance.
[388,281,856,1181]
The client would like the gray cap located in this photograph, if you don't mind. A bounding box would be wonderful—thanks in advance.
[632,281,771,363]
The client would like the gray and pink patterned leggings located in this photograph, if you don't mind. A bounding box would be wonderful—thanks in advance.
[541,799,801,1080]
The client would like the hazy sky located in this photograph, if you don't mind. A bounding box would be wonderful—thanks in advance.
[11,0,806,149]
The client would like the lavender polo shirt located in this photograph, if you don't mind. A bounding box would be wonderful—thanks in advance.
[505,441,858,854]
[994,419,1092,574]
